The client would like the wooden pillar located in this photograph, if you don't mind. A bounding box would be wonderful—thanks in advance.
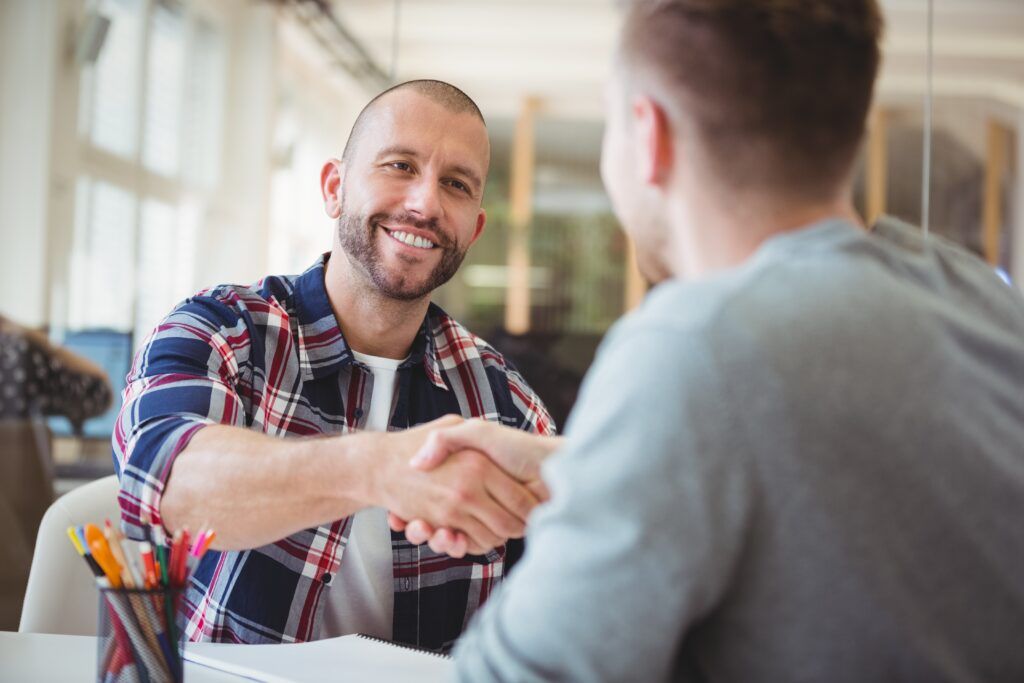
[623,236,646,311]
[865,107,889,226]
[504,96,540,334]
[1011,115,1024,287]
[983,120,1012,266]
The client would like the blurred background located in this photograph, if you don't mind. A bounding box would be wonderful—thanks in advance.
[0,0,1022,625]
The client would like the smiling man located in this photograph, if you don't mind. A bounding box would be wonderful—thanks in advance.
[112,80,553,652]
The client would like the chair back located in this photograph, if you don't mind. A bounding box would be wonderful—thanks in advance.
[19,474,120,635]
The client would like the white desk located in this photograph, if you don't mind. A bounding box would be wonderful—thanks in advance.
[0,631,245,682]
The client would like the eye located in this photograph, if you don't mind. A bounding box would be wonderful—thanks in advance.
[446,178,471,194]
[388,161,413,172]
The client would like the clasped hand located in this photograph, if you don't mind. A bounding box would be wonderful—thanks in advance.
[377,417,559,559]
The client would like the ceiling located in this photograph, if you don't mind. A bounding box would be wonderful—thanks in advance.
[329,0,616,121]
[305,0,1024,186]
[325,0,1024,119]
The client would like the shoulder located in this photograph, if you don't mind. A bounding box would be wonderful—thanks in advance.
[190,272,299,321]
[136,273,305,373]
[163,272,302,336]
[616,222,902,366]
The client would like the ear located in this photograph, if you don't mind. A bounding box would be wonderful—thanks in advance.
[321,158,344,219]
[632,96,673,187]
[469,208,487,246]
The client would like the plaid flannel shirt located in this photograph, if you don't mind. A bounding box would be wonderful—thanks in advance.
[112,254,554,652]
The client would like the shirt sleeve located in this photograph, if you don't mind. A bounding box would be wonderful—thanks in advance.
[112,295,250,540]
[452,321,756,682]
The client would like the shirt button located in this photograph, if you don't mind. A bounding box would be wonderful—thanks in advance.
[354,409,364,418]
[321,572,332,585]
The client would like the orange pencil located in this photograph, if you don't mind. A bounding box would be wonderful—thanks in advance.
[199,531,216,556]
[104,520,137,588]
[84,524,123,589]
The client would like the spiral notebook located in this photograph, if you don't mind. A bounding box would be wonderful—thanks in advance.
[183,633,452,682]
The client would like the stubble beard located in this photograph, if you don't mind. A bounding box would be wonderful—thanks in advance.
[336,206,468,302]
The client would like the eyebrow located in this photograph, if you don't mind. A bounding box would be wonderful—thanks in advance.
[376,145,484,194]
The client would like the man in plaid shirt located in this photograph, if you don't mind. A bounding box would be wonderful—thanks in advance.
[112,79,554,652]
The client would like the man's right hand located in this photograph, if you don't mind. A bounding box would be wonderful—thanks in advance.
[161,414,542,553]
[384,420,563,557]
[362,419,544,555]
[410,419,562,495]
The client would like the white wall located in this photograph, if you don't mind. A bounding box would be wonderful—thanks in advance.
[191,2,277,290]
[266,17,367,277]
[0,0,61,327]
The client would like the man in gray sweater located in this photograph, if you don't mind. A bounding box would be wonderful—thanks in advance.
[390,0,1024,680]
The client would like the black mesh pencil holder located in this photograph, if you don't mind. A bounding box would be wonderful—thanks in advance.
[97,587,184,683]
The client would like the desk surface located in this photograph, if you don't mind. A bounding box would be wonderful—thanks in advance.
[0,631,244,682]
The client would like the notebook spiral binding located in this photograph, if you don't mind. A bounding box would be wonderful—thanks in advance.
[356,633,453,660]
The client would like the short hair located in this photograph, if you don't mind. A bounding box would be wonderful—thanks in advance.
[618,0,883,200]
[341,79,485,163]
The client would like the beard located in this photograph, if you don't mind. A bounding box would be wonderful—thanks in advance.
[336,207,469,301]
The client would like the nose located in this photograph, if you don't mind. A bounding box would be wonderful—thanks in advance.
[404,175,443,222]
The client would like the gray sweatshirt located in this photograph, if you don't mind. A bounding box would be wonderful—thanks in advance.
[453,217,1024,682]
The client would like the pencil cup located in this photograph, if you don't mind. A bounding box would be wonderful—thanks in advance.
[97,587,184,683]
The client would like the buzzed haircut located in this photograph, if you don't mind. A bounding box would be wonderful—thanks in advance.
[341,79,485,163]
[619,0,883,200]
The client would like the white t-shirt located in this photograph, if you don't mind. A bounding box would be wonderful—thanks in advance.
[321,350,404,640]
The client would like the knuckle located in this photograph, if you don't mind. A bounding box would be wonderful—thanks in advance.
[453,453,485,477]
[465,452,489,475]
[440,492,470,519]
[439,500,460,521]
[452,485,474,505]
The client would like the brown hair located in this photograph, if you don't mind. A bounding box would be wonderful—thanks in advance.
[619,0,883,200]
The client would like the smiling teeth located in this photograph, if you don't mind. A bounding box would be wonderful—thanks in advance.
[390,230,435,249]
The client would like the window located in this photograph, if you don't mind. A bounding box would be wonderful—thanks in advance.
[80,0,144,159]
[56,0,228,440]
[68,0,227,350]
[142,2,186,177]
[67,179,137,331]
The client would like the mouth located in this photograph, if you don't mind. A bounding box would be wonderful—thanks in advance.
[380,225,438,251]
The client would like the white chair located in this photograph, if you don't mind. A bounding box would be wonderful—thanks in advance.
[19,474,120,635]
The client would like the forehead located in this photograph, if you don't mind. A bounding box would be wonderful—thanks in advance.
[356,90,490,172]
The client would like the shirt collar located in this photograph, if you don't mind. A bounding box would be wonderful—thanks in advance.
[291,253,448,390]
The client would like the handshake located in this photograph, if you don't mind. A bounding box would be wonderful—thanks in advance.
[370,417,562,559]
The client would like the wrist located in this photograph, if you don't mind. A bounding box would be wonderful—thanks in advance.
[300,431,380,513]
[340,431,391,509]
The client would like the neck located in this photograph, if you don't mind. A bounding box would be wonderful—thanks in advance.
[666,187,863,280]
[323,248,430,359]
